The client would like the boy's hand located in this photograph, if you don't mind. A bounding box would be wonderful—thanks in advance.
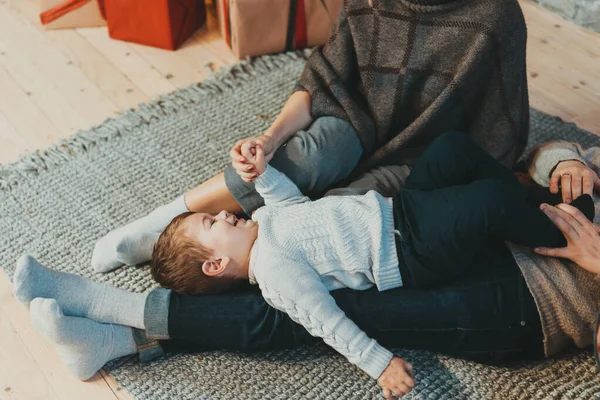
[232,141,266,182]
[230,135,276,182]
[377,357,415,399]
[248,144,266,178]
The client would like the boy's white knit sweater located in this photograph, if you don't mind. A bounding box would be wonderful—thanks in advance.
[248,165,403,380]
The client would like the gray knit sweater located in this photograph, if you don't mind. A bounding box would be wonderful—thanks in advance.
[249,165,402,380]
[519,141,600,356]
[296,0,529,173]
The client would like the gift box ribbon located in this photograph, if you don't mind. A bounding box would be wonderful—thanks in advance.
[286,0,307,51]
[40,0,96,25]
[221,0,330,52]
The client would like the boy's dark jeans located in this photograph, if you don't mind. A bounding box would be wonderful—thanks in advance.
[394,131,563,288]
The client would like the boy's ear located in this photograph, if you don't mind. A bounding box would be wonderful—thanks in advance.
[201,257,231,277]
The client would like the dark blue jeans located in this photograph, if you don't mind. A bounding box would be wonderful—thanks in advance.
[394,131,566,288]
[162,238,543,363]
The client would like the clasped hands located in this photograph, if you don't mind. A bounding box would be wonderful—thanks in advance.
[230,135,273,182]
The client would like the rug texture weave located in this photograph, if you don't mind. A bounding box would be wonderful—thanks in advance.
[1,51,599,400]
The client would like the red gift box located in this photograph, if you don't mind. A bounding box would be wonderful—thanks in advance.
[102,0,206,50]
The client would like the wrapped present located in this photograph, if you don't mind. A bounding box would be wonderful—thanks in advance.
[40,0,106,30]
[102,0,206,50]
[217,0,343,59]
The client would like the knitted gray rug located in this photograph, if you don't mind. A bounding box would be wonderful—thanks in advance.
[1,51,599,400]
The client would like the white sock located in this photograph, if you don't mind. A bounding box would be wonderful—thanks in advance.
[14,255,146,329]
[91,195,189,272]
[30,298,137,381]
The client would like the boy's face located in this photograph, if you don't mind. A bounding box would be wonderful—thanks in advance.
[181,211,258,259]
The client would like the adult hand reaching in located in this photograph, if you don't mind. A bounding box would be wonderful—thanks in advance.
[535,203,600,275]
[377,356,415,399]
[549,160,600,203]
[230,135,276,182]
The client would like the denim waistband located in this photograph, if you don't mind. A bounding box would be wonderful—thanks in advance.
[131,328,165,362]
[144,287,172,340]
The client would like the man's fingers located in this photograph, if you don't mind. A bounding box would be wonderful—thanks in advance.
[561,174,572,203]
[583,173,595,195]
[556,203,589,228]
[549,174,561,194]
[540,204,581,240]
[534,246,570,259]
[571,175,583,200]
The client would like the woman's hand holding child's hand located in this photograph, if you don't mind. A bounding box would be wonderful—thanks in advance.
[377,356,415,399]
[230,135,275,182]
[232,140,266,183]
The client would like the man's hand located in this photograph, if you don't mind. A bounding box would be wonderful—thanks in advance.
[535,203,600,275]
[230,135,276,182]
[550,160,600,203]
[377,356,415,399]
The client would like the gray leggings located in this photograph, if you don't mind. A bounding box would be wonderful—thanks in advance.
[224,116,411,214]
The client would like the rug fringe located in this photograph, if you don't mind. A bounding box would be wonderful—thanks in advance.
[0,50,311,190]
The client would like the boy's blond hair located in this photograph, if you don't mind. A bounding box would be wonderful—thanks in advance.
[150,212,242,295]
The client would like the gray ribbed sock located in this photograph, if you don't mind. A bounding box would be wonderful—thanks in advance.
[91,194,189,272]
[30,298,137,381]
[14,255,146,329]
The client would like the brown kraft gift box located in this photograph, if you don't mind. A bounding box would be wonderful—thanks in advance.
[216,0,343,59]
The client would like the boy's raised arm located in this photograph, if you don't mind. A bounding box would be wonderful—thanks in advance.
[253,164,310,206]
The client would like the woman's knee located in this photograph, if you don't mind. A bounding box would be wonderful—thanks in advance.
[270,117,363,195]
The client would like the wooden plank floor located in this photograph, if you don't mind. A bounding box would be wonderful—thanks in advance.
[0,1,599,399]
